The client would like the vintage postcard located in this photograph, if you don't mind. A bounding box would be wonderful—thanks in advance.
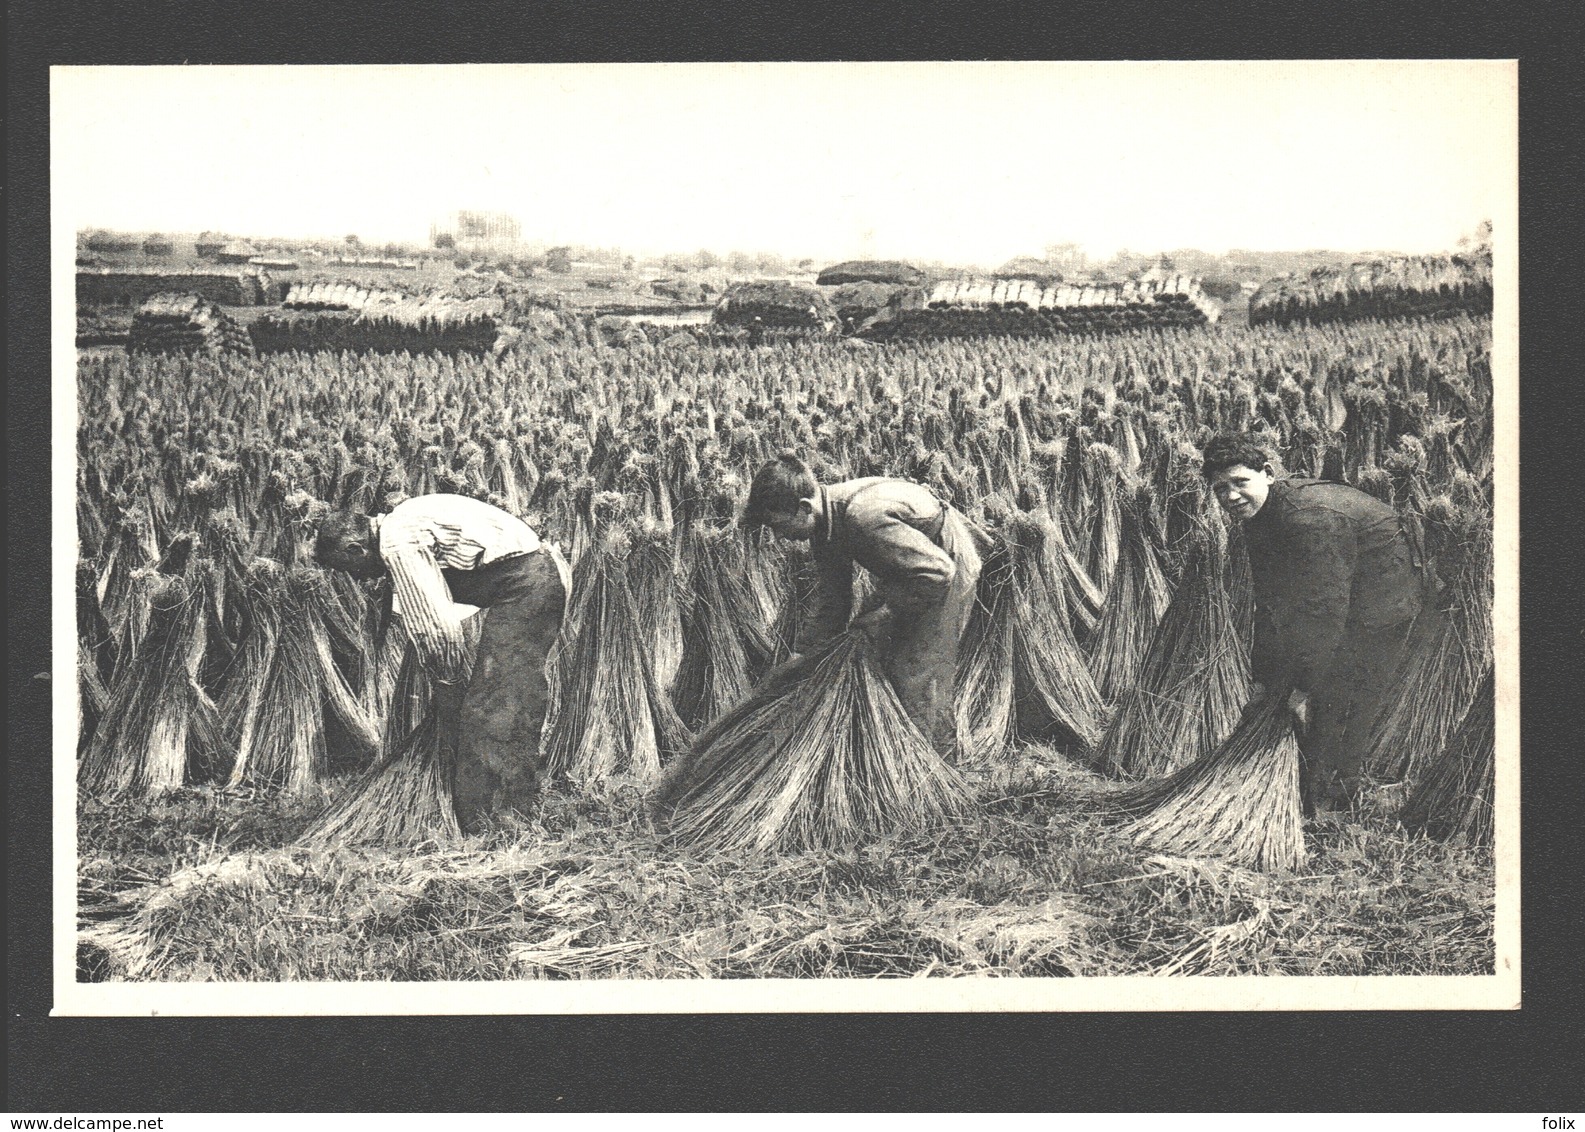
[52,61,1519,1015]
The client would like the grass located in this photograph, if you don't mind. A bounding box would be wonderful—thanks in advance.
[76,746,1494,982]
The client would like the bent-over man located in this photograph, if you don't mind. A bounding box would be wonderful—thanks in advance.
[1201,432,1434,813]
[315,494,569,829]
[743,450,992,757]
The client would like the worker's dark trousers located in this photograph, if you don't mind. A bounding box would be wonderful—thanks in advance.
[1299,608,1436,812]
[873,509,986,759]
[435,548,568,830]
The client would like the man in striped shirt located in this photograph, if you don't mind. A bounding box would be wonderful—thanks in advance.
[315,494,569,829]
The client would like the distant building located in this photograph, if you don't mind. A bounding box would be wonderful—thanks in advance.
[324,254,419,270]
[195,233,229,259]
[1139,255,1178,283]
[1043,244,1089,276]
[994,256,1061,283]
[431,210,522,249]
[83,230,139,253]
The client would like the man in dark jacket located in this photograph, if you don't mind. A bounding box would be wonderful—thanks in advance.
[743,450,992,757]
[1202,432,1431,812]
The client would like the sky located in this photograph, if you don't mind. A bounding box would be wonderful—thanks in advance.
[52,61,1515,266]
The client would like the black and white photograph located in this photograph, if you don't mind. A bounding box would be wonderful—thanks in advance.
[52,60,1518,1014]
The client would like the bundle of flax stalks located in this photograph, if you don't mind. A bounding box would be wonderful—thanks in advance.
[953,510,1019,761]
[956,501,1104,762]
[299,567,385,773]
[743,527,791,643]
[1398,667,1495,848]
[1005,506,1107,754]
[1049,505,1105,643]
[1097,694,1305,874]
[769,540,822,665]
[1365,510,1493,783]
[79,556,227,799]
[1094,523,1250,779]
[1077,442,1123,602]
[299,643,463,848]
[671,522,779,733]
[1086,485,1172,703]
[77,561,117,757]
[540,510,691,789]
[625,515,686,695]
[654,632,970,854]
[220,562,379,794]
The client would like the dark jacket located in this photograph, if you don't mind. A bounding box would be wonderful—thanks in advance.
[1244,477,1424,694]
[796,477,961,653]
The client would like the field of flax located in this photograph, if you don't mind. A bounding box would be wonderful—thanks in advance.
[74,314,1497,980]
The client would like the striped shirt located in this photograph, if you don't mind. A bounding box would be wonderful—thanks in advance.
[373,494,541,681]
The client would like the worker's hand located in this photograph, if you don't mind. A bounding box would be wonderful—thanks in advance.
[432,657,470,687]
[765,652,804,678]
[850,607,895,647]
[1287,688,1312,733]
[757,653,810,696]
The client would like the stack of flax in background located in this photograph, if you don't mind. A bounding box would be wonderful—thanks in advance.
[711,280,840,334]
[864,276,1222,340]
[128,292,254,356]
[1249,251,1493,328]
[250,282,503,356]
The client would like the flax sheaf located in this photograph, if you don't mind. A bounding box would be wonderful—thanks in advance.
[655,632,970,854]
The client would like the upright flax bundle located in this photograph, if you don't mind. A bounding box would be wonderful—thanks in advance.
[671,522,779,733]
[1094,523,1250,780]
[79,559,225,799]
[1399,666,1495,849]
[540,513,690,790]
[954,504,1104,762]
[221,562,378,794]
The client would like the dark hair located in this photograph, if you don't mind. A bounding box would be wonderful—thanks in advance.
[313,510,374,564]
[742,449,818,527]
[1199,431,1273,478]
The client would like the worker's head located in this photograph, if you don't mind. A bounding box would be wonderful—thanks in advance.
[314,510,384,578]
[1201,431,1276,521]
[743,450,820,541]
